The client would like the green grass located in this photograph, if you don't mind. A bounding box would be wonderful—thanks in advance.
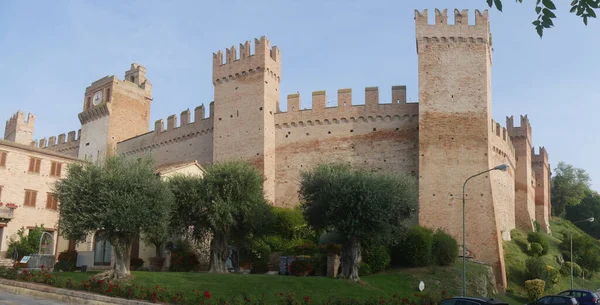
[52,262,492,302]
[503,217,600,303]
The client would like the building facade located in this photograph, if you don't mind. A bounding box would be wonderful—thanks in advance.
[1,8,551,290]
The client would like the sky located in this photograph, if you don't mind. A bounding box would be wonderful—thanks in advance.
[0,0,599,189]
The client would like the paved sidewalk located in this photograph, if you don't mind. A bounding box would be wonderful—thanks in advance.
[0,290,66,304]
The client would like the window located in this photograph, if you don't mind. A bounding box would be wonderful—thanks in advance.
[24,189,37,207]
[50,161,62,177]
[106,88,111,102]
[0,185,3,200]
[0,151,6,167]
[46,193,58,210]
[86,96,91,109]
[28,157,41,173]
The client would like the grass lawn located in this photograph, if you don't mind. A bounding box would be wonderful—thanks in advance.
[503,217,600,303]
[52,262,493,303]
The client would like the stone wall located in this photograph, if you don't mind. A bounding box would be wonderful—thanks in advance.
[273,87,418,207]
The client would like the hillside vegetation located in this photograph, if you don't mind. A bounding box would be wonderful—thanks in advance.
[503,217,600,303]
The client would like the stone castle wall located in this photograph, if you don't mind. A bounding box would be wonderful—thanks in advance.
[274,87,418,206]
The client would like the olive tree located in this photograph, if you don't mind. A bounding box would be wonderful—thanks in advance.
[168,161,271,273]
[298,163,418,280]
[53,155,173,279]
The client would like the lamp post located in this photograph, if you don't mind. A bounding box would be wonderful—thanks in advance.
[462,164,509,297]
[570,217,594,289]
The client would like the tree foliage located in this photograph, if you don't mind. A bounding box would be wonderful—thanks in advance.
[565,190,600,238]
[487,0,599,37]
[168,161,271,273]
[551,161,591,217]
[53,155,173,279]
[299,163,418,280]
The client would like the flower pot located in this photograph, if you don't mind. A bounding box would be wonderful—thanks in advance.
[149,257,166,272]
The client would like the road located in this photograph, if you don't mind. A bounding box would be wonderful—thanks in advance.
[0,290,66,304]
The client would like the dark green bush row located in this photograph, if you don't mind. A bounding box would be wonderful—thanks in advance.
[390,226,458,267]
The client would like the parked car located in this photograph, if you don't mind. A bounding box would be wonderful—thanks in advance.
[558,290,599,305]
[438,297,509,305]
[527,295,578,305]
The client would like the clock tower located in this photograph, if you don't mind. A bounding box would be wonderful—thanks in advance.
[77,63,152,163]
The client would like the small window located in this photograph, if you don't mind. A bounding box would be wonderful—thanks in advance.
[46,193,58,210]
[50,161,62,177]
[28,157,41,173]
[24,189,37,207]
[0,185,3,200]
[0,151,6,167]
[106,88,111,102]
[130,76,135,82]
[87,96,91,108]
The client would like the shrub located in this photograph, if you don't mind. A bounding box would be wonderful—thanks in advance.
[359,262,372,276]
[289,259,313,276]
[130,257,144,270]
[431,229,458,266]
[363,245,391,273]
[529,242,544,256]
[53,260,75,272]
[57,250,77,264]
[543,265,561,286]
[169,251,200,272]
[392,226,433,267]
[525,257,546,280]
[560,262,582,277]
[6,226,45,260]
[525,279,546,301]
[527,232,549,255]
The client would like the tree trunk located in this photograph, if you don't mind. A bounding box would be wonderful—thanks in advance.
[96,238,132,280]
[209,231,228,273]
[340,238,361,281]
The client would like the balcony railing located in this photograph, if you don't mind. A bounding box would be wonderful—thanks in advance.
[0,208,15,221]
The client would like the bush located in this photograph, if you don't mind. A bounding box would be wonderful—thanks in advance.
[527,232,549,255]
[529,242,544,256]
[525,279,546,301]
[6,226,45,260]
[560,262,582,277]
[543,265,561,286]
[53,260,75,272]
[525,257,546,280]
[289,259,313,276]
[363,245,391,273]
[54,250,77,272]
[431,229,458,266]
[359,262,372,276]
[392,226,433,267]
[130,257,144,270]
[169,243,200,272]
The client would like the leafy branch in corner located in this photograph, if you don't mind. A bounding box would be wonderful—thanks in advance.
[486,0,599,37]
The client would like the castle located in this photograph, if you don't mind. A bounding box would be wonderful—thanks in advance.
[1,8,551,291]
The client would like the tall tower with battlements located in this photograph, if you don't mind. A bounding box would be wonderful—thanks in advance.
[77,63,152,163]
[532,146,551,233]
[4,111,36,145]
[212,36,281,203]
[507,115,536,231]
[416,9,508,290]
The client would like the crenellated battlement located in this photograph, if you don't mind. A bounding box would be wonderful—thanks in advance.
[506,115,532,140]
[415,9,491,49]
[275,86,418,130]
[282,86,413,113]
[532,146,549,164]
[212,36,280,85]
[490,119,516,157]
[4,111,36,145]
[34,129,81,148]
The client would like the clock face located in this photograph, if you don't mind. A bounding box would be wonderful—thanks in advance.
[92,91,103,106]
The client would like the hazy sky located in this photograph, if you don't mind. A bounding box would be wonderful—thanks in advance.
[1,0,599,189]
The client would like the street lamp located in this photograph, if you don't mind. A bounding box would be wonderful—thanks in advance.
[461,164,509,297]
[570,217,594,289]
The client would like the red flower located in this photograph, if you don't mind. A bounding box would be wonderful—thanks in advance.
[304,296,311,302]
[442,291,447,295]
[204,290,211,299]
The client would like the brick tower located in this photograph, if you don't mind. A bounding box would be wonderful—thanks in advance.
[532,147,551,233]
[507,115,535,231]
[416,9,508,290]
[77,63,153,163]
[4,111,35,145]
[212,36,280,203]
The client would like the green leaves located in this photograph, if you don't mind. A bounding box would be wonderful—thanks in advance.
[488,0,599,37]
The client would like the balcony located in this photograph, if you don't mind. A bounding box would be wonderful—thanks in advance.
[0,208,15,222]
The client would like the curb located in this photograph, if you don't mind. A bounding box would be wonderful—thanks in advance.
[0,278,154,305]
